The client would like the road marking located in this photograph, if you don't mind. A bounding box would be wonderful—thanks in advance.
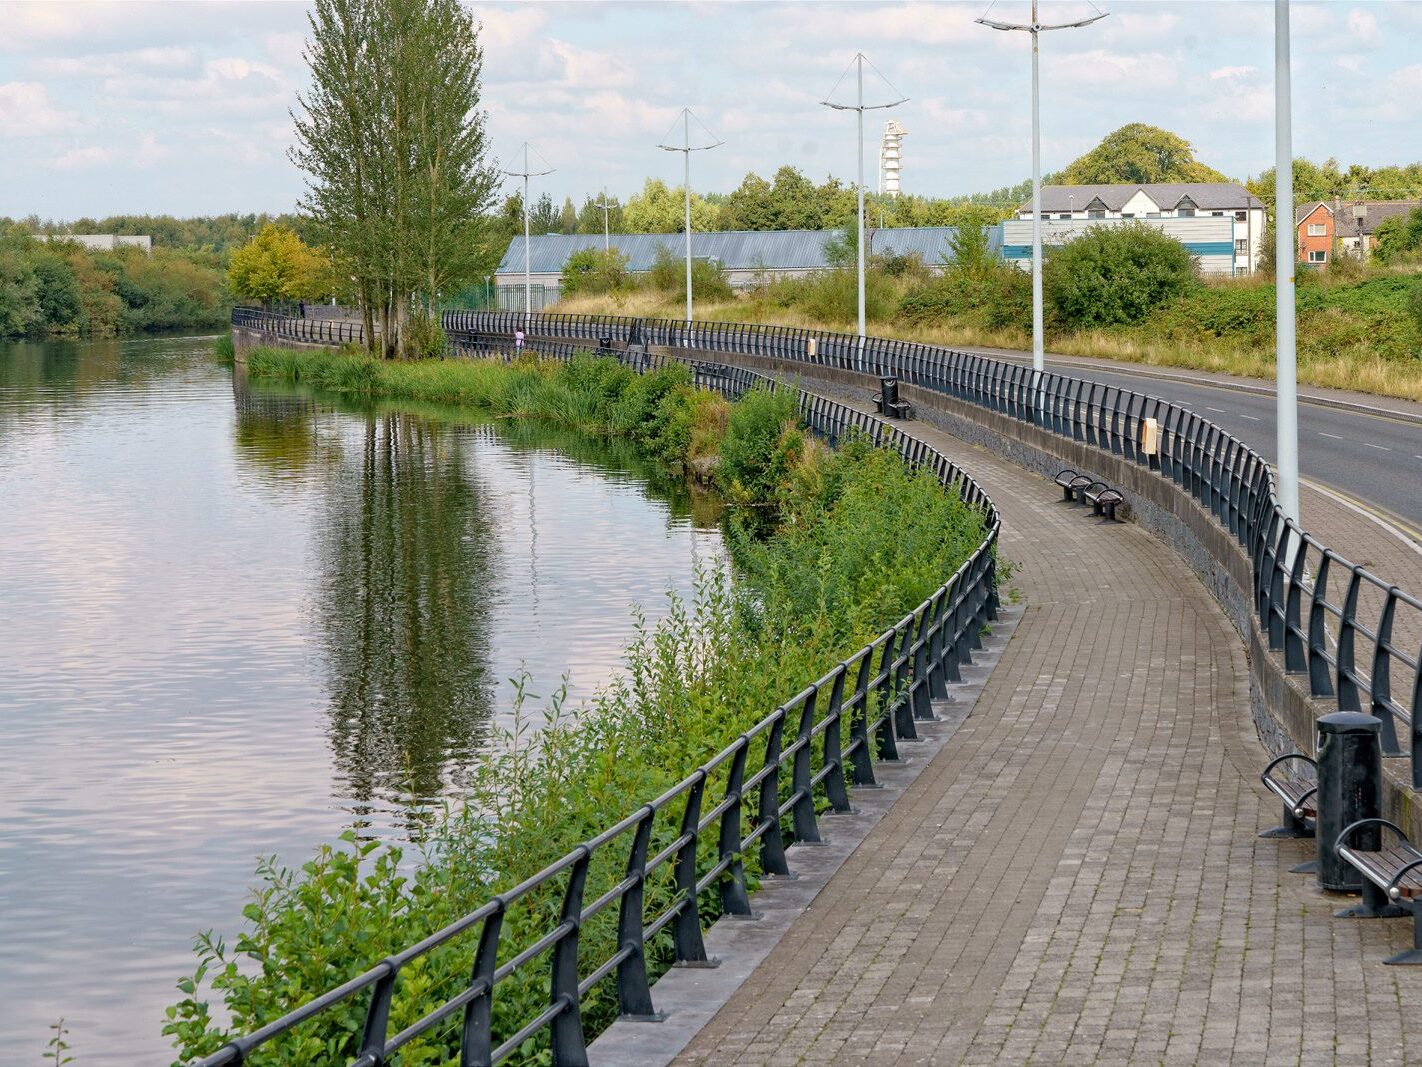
[1302,479,1422,559]
[1205,406,1225,413]
[1319,432,1343,440]
[1239,414,1261,421]
[1364,443,1391,451]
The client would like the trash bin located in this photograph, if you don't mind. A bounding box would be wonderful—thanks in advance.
[598,335,613,353]
[1315,711,1383,893]
[880,376,900,412]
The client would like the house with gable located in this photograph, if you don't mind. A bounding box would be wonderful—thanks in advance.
[1007,182,1267,275]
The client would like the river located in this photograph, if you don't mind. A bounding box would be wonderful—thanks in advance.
[0,334,724,1059]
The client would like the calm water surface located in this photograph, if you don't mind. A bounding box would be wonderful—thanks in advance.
[0,335,723,1059]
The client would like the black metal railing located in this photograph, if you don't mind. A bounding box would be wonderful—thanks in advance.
[233,305,366,346]
[442,309,1422,792]
[209,309,1000,1066]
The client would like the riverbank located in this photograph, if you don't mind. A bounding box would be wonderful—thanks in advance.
[166,345,992,1063]
[554,267,1422,403]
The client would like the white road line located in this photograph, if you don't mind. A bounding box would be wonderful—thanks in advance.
[1364,443,1391,452]
[1302,480,1422,559]
[1205,406,1225,413]
[1319,432,1343,440]
[1239,414,1261,421]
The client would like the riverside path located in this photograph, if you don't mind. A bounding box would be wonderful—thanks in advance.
[674,400,1422,1066]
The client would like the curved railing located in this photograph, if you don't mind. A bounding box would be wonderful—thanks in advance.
[442,309,1422,792]
[209,309,1000,1066]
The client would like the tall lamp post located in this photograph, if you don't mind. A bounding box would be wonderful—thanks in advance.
[822,53,906,363]
[977,1,1107,378]
[595,188,614,252]
[1275,0,1300,528]
[502,142,555,325]
[658,109,722,330]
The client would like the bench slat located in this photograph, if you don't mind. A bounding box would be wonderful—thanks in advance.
[1345,848,1422,899]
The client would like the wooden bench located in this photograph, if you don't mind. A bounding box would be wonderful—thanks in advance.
[1334,818,1422,964]
[1082,482,1123,522]
[1259,753,1318,839]
[1053,469,1092,503]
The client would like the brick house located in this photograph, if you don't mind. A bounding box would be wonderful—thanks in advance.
[1294,202,1333,267]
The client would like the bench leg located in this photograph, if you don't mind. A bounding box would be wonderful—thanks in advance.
[1335,877,1410,920]
[1061,486,1074,502]
[1385,906,1422,965]
[1104,501,1118,522]
[1259,804,1314,840]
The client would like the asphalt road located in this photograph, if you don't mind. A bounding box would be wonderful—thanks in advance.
[968,347,1422,534]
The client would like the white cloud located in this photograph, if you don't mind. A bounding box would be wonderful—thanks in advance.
[1051,49,1180,92]
[1345,8,1383,50]
[55,145,112,169]
[0,81,78,136]
[1210,66,1259,81]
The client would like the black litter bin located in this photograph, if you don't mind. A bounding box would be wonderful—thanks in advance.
[1315,711,1384,893]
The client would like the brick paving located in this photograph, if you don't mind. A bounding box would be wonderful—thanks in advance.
[675,413,1422,1066]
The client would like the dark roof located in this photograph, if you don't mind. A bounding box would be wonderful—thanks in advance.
[1023,182,1264,213]
[496,227,999,275]
[1334,200,1422,238]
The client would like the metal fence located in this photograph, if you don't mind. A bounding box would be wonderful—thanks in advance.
[233,305,365,346]
[209,309,1000,1066]
[442,309,1422,792]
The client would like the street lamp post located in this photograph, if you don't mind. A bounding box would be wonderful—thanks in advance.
[502,143,554,326]
[1275,0,1300,527]
[977,1,1107,378]
[595,188,613,252]
[658,109,722,332]
[822,53,906,365]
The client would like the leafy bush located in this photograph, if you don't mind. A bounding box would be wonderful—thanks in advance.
[1407,282,1422,336]
[402,312,447,360]
[560,247,631,295]
[1044,222,1197,328]
[645,245,733,301]
[899,260,1031,332]
[1375,208,1422,264]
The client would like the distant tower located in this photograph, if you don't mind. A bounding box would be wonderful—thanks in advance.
[879,119,906,197]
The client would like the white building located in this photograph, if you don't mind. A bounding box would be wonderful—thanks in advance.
[33,234,153,253]
[1009,183,1267,275]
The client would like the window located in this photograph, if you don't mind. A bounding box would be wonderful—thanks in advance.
[1235,211,1248,222]
[1212,211,1224,217]
[1087,210,1106,219]
[1307,223,1327,237]
[1175,197,1197,218]
[1177,208,1196,218]
[1235,239,1249,256]
[1308,250,1327,263]
[1146,212,1162,218]
[1121,212,1134,219]
[1059,213,1071,220]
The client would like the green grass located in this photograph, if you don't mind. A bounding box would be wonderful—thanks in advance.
[166,346,992,1065]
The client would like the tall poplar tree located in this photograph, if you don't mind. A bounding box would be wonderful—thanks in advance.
[292,0,497,358]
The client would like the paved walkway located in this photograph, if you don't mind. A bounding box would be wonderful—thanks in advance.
[675,408,1422,1065]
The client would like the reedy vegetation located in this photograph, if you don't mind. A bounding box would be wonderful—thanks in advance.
[165,348,990,1064]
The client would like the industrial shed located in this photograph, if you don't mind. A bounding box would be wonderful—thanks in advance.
[494,226,985,306]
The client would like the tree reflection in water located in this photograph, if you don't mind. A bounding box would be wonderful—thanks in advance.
[319,411,497,834]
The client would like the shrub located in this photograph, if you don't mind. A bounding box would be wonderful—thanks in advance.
[1407,282,1422,337]
[402,312,447,360]
[560,247,631,295]
[645,245,732,301]
[1044,222,1197,328]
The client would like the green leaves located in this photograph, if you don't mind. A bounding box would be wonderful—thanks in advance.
[1044,222,1198,329]
[1058,124,1229,186]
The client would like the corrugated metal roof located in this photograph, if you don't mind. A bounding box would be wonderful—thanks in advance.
[496,226,993,276]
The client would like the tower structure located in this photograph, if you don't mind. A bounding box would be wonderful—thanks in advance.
[879,119,905,197]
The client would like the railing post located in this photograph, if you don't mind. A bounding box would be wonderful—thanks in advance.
[1308,554,1336,697]
[718,741,754,916]
[549,849,591,1066]
[671,775,711,964]
[926,589,950,698]
[846,653,879,783]
[1370,591,1403,757]
[615,807,663,1019]
[791,691,822,843]
[890,627,918,742]
[1411,650,1422,790]
[911,608,936,720]
[460,905,505,1066]
[821,667,853,811]
[1337,567,1364,712]
[356,964,397,1067]
[1283,536,1308,672]
[757,713,791,873]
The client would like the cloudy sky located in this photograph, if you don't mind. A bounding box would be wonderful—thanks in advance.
[2,0,1420,221]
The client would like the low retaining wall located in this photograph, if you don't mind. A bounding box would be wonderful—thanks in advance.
[232,323,338,360]
[655,345,1422,843]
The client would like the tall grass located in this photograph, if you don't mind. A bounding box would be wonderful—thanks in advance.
[166,347,991,1064]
